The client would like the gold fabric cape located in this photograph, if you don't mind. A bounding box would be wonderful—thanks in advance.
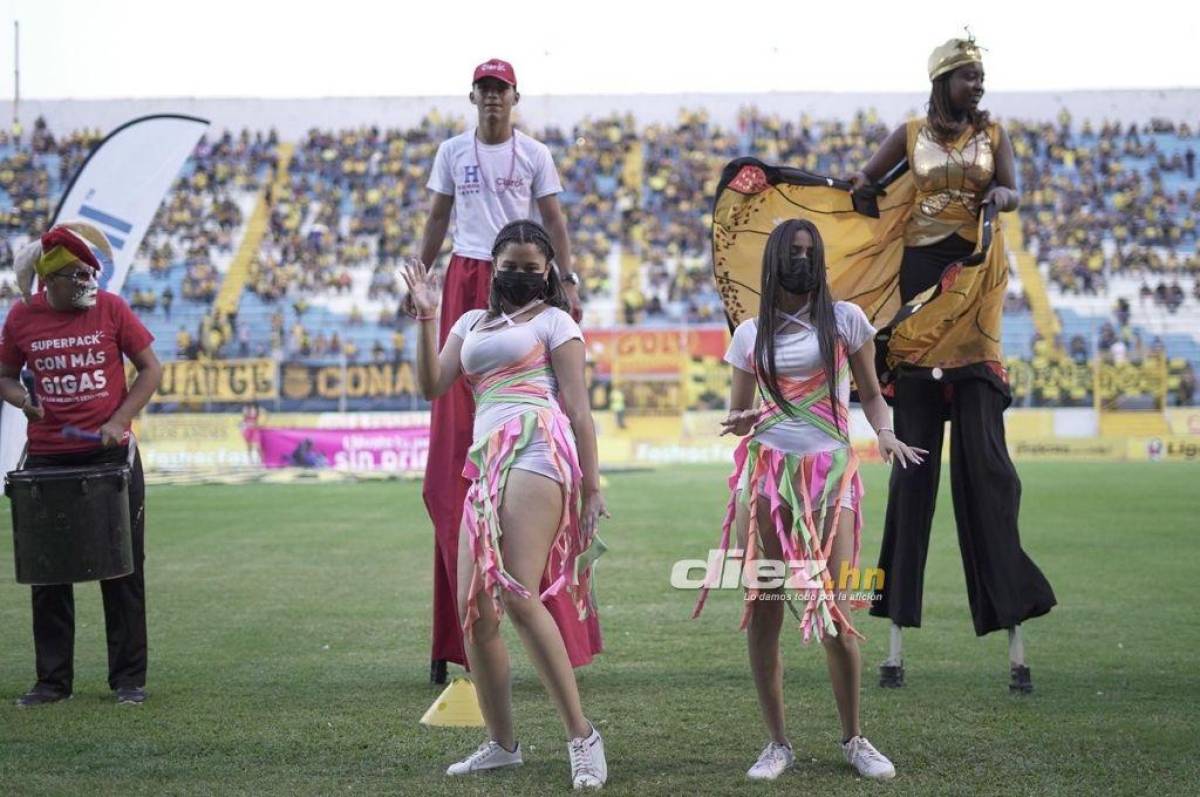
[711,158,1007,385]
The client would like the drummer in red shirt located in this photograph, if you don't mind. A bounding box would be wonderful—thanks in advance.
[0,221,162,707]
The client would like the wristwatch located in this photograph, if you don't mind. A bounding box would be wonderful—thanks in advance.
[561,271,580,286]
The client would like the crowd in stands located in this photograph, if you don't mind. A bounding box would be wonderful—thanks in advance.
[1014,114,1200,297]
[1,111,1197,405]
[1,118,101,237]
[544,115,633,299]
[140,129,277,310]
[251,119,452,307]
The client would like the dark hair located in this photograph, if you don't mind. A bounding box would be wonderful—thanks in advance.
[487,219,569,316]
[753,218,843,435]
[926,69,991,142]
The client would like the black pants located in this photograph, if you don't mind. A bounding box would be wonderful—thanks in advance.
[869,376,1056,635]
[24,445,147,693]
[898,233,975,303]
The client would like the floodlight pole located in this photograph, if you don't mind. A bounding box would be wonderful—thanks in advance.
[13,21,19,130]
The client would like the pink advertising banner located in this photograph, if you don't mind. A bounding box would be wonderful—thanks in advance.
[259,427,429,472]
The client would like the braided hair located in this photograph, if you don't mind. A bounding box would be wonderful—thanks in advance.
[487,219,570,316]
[926,69,991,143]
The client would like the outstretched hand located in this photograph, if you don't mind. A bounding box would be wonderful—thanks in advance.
[878,430,928,469]
[400,258,441,316]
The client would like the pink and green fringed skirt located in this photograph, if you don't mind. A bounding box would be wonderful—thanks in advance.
[692,436,867,642]
[459,406,605,640]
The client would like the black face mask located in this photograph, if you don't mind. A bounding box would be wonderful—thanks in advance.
[494,271,547,306]
[779,255,818,294]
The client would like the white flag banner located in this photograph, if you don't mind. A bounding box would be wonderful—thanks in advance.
[1,114,210,473]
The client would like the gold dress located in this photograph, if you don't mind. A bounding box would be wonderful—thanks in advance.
[905,118,998,248]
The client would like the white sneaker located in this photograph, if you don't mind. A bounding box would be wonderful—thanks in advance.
[747,741,794,781]
[842,735,896,780]
[445,739,523,776]
[568,723,607,789]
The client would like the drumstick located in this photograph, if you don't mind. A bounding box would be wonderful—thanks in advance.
[20,371,38,407]
[62,425,103,442]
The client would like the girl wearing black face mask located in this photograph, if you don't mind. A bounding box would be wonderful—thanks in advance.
[778,252,819,295]
[695,218,925,782]
[404,219,610,789]
[492,268,548,308]
[475,220,570,326]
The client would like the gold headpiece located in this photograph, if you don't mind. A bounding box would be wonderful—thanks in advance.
[928,31,984,81]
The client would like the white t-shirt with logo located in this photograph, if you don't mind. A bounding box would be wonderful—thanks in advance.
[428,129,564,261]
[724,301,875,456]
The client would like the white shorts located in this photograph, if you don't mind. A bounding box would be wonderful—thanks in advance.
[509,429,572,485]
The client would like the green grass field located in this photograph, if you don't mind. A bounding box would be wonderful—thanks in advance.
[1,462,1198,795]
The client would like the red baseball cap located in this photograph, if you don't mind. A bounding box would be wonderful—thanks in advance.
[473,59,517,87]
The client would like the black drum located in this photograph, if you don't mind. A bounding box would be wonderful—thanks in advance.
[6,463,134,585]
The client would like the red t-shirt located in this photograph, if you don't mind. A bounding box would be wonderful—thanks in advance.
[0,291,155,454]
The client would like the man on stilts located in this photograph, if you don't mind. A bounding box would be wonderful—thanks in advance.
[416,58,598,684]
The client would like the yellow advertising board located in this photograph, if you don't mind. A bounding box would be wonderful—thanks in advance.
[279,362,418,401]
[1008,438,1127,461]
[134,413,249,469]
[1132,436,1200,462]
[146,358,278,403]
[1164,409,1200,437]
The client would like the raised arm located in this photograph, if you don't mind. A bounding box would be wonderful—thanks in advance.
[402,258,464,400]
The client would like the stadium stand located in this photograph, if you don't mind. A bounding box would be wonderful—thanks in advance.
[1,110,1195,407]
